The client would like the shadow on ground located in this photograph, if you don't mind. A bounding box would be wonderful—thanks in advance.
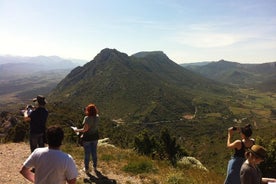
[83,169,117,184]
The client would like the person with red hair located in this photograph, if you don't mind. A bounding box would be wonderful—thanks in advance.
[74,104,99,173]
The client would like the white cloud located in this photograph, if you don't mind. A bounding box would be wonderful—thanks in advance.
[172,31,244,48]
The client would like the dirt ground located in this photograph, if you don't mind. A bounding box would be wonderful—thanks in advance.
[0,142,143,184]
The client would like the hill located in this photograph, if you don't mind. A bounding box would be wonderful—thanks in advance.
[0,55,79,80]
[48,48,233,122]
[1,49,276,180]
[183,60,276,92]
[0,56,81,107]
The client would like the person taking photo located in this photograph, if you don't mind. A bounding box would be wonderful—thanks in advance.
[224,124,255,184]
[24,95,48,152]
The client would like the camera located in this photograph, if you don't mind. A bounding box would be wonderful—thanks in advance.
[232,126,237,131]
[21,104,34,116]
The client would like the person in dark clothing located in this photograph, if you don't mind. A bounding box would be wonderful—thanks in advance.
[24,95,48,152]
[224,124,255,184]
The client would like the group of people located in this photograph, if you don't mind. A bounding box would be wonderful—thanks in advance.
[224,124,276,184]
[20,95,99,184]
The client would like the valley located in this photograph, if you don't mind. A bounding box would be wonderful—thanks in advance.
[1,49,276,181]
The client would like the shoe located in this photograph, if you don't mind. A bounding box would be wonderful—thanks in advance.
[83,168,89,174]
[93,167,97,172]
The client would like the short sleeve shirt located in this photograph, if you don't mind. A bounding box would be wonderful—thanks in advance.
[23,147,78,184]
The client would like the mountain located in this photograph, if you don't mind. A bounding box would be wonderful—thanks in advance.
[48,48,233,122]
[0,56,82,104]
[183,60,276,91]
[0,55,79,80]
[180,61,211,68]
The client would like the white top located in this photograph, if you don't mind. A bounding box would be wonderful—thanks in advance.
[24,147,78,184]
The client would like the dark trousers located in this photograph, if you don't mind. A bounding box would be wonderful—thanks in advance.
[29,133,44,152]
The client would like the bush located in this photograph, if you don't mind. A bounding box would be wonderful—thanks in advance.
[259,139,276,177]
[134,130,157,156]
[5,122,28,142]
[123,160,155,174]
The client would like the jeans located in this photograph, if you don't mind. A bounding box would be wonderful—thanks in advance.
[224,157,245,184]
[83,140,98,170]
[30,133,44,152]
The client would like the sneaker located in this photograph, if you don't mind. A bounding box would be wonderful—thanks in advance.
[83,168,89,174]
[93,167,97,172]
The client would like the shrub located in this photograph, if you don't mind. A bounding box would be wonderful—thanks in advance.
[123,160,155,174]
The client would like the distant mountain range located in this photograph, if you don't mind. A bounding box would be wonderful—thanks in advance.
[48,48,233,122]
[182,59,276,92]
[1,50,274,121]
[0,55,87,80]
[0,56,88,103]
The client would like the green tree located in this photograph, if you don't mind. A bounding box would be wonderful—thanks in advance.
[160,128,182,166]
[259,139,276,177]
[134,130,157,156]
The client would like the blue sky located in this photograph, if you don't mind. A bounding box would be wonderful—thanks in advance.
[0,0,275,64]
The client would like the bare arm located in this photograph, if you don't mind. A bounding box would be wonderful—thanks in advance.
[19,166,35,183]
[227,128,241,149]
[74,122,89,133]
[262,177,276,184]
[23,111,31,122]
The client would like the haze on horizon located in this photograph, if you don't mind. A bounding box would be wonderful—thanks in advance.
[0,0,276,64]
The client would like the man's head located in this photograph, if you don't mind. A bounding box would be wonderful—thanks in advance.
[47,126,64,148]
[33,95,47,106]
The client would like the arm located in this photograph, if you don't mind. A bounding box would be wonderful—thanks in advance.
[19,166,35,183]
[74,123,89,133]
[23,111,31,122]
[74,117,89,133]
[227,128,241,149]
[262,177,276,184]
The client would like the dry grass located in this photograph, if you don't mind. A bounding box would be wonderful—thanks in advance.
[64,143,225,184]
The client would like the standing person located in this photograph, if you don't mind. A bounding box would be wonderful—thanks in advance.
[240,145,276,184]
[20,126,79,184]
[74,103,99,173]
[24,95,48,152]
[224,124,255,184]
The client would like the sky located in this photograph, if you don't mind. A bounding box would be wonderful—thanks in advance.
[0,0,276,64]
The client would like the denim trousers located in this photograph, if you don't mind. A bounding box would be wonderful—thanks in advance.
[224,157,245,184]
[83,140,98,170]
[30,133,44,152]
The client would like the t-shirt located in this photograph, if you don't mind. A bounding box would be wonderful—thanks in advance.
[240,161,262,184]
[23,147,78,184]
[29,107,48,134]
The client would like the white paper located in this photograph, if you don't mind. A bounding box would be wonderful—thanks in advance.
[70,126,79,135]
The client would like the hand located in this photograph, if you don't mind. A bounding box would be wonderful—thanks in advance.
[228,127,234,136]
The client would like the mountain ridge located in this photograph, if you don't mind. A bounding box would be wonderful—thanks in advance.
[183,60,276,91]
[49,48,232,122]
